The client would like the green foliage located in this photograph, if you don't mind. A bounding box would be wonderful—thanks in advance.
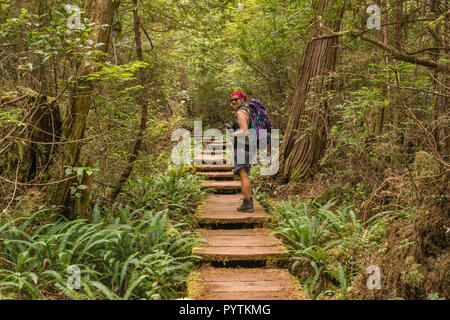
[0,206,200,300]
[0,2,100,70]
[249,166,270,207]
[125,165,208,222]
[273,196,390,299]
[179,0,307,126]
[322,87,390,171]
[1,0,448,302]
[252,184,269,209]
[64,166,98,177]
[0,166,207,300]
[85,61,149,85]
[427,292,446,300]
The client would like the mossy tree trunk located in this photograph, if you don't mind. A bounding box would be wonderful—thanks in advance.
[111,0,149,200]
[429,0,450,162]
[55,0,117,216]
[280,0,342,181]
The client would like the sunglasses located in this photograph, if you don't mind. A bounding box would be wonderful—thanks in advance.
[230,98,240,103]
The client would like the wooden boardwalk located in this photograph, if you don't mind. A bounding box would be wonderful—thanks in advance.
[196,194,271,224]
[187,139,304,300]
[188,267,304,300]
[193,229,288,261]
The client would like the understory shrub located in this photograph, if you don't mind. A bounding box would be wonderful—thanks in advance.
[0,207,200,300]
[125,165,208,223]
[273,196,390,299]
[0,166,207,300]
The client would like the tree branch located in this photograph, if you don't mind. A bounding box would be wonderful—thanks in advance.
[358,32,450,73]
[312,28,450,73]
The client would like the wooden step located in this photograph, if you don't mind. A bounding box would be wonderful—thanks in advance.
[205,142,229,148]
[204,149,229,155]
[194,155,227,164]
[193,137,229,143]
[196,171,235,179]
[187,267,305,300]
[196,194,271,224]
[196,150,229,157]
[202,180,241,191]
[196,140,231,148]
[194,164,233,171]
[193,228,288,261]
[201,148,227,153]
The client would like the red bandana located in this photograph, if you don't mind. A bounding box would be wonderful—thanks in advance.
[231,91,247,102]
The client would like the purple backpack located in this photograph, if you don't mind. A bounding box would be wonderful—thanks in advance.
[248,98,273,148]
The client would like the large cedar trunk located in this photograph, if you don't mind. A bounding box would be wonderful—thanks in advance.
[281,0,341,181]
[54,0,117,215]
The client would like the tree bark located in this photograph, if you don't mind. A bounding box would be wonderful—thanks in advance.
[55,0,117,215]
[281,0,342,181]
[430,0,450,161]
[111,0,149,200]
[79,159,94,219]
[374,0,391,136]
[391,0,403,131]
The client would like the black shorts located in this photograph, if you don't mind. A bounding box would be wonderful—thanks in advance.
[233,144,251,175]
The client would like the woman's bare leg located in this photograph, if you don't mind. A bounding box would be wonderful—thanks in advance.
[238,168,252,198]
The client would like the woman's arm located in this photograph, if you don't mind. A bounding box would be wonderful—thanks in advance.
[232,110,249,137]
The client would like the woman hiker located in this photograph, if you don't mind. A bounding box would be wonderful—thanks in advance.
[229,90,254,213]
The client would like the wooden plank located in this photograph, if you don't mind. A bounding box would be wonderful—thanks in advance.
[202,291,302,300]
[196,194,271,224]
[199,237,279,243]
[200,270,285,282]
[208,282,290,292]
[194,158,227,165]
[187,268,305,300]
[199,149,227,154]
[192,247,287,261]
[200,153,228,158]
[193,267,300,283]
[198,204,267,216]
[206,142,228,146]
[195,140,230,146]
[202,180,241,191]
[193,135,229,140]
[193,228,288,261]
[194,150,232,157]
[194,164,233,171]
[199,234,278,241]
[200,194,247,203]
[196,171,234,179]
[198,238,280,247]
[197,215,269,224]
[205,145,229,150]
[199,229,275,237]
[197,210,268,218]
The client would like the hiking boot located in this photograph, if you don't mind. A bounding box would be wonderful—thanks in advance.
[237,196,254,213]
